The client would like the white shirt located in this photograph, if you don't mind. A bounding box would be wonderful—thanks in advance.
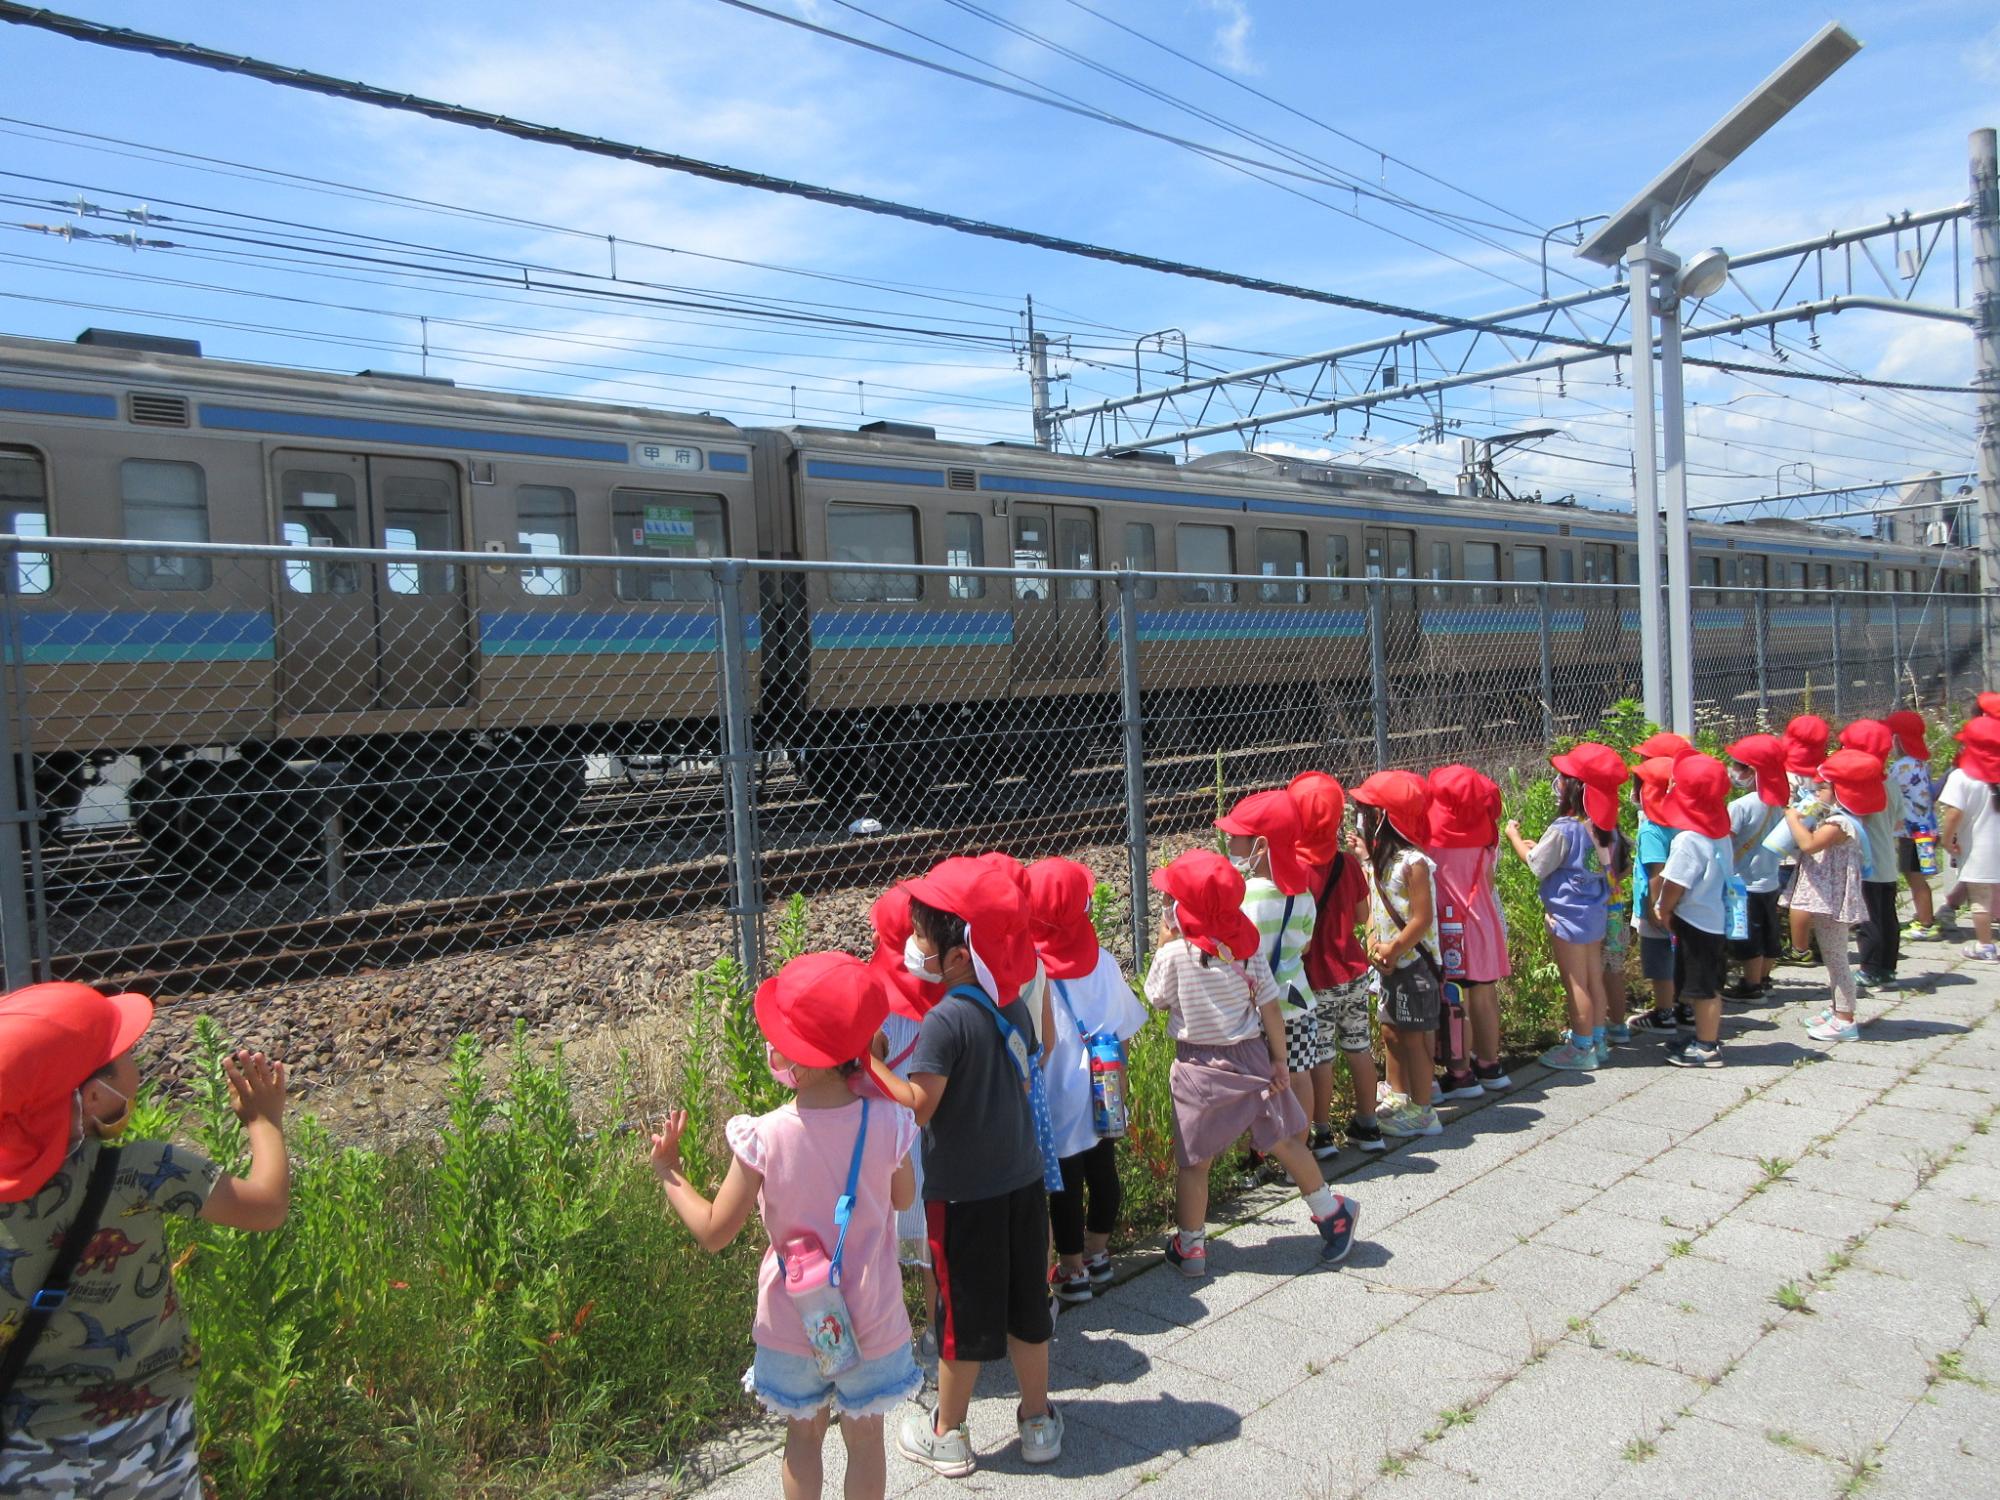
[1661,830,1733,935]
[1939,769,2000,883]
[1042,949,1150,1158]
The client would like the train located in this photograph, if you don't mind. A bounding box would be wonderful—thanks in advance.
[0,327,1979,872]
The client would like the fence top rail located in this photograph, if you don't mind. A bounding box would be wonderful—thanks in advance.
[0,535,1991,603]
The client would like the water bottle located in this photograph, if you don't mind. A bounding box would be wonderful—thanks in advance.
[1723,875,1749,943]
[1435,903,1468,1071]
[1087,1032,1129,1139]
[1914,830,1940,876]
[780,1235,861,1378]
[1762,796,1824,859]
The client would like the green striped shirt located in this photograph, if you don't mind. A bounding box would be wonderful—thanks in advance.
[1243,876,1318,1015]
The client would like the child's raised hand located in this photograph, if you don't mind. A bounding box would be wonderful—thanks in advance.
[222,1051,287,1128]
[649,1110,689,1180]
[1503,818,1521,838]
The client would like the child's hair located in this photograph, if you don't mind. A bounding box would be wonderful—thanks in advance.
[1596,824,1631,880]
[907,895,966,955]
[1361,803,1415,890]
[1554,772,1587,821]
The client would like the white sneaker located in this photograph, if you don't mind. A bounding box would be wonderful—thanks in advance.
[1019,1403,1064,1465]
[899,1407,975,1478]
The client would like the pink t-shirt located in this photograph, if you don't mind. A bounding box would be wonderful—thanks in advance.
[726,1097,918,1360]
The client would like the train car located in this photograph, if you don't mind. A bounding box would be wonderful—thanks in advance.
[0,329,758,869]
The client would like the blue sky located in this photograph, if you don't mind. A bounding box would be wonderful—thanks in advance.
[1,0,1993,512]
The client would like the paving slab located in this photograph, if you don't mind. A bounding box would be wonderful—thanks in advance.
[1592,1412,1841,1499]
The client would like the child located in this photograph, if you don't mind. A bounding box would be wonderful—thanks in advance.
[1786,754,1876,1043]
[1505,743,1624,1070]
[864,886,944,1331]
[1885,711,1940,938]
[1836,720,1904,989]
[1143,849,1359,1274]
[1216,789,1317,1131]
[1289,771,1383,1151]
[1626,757,1684,1036]
[650,952,922,1500]
[1721,733,1790,1001]
[0,983,291,1499]
[1025,857,1147,1304]
[1651,754,1736,1069]
[1424,764,1514,1094]
[1938,717,2000,961]
[865,858,1062,1475]
[1636,731,1694,762]
[1350,771,1445,1135]
[1780,714,1832,963]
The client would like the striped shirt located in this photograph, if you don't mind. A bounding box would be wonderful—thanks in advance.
[1143,939,1279,1045]
[1242,876,1317,1015]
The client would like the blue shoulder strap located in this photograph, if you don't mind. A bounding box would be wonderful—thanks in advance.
[827,1099,869,1290]
[1268,895,1297,977]
[946,983,1064,1193]
[1053,977,1088,1042]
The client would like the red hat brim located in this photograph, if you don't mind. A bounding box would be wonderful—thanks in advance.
[1883,712,1930,762]
[1150,863,1261,961]
[753,953,889,1069]
[0,986,153,1202]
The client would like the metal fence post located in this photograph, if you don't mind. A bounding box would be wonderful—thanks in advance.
[1115,572,1149,964]
[712,559,764,981]
[1536,582,1556,745]
[1754,590,1770,723]
[1368,578,1390,770]
[1888,592,1903,706]
[0,544,32,989]
[1829,593,1845,723]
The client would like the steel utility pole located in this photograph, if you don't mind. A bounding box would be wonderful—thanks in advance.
[1026,295,1056,451]
[1972,127,2000,679]
[1627,222,1668,730]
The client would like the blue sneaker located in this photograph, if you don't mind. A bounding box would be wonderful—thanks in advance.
[1604,1022,1633,1046]
[1806,1014,1860,1043]
[1541,1038,1596,1071]
[1314,1197,1359,1263]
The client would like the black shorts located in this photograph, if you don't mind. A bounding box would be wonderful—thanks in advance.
[1897,837,1928,877]
[1728,889,1783,961]
[1639,932,1676,982]
[1671,916,1727,1001]
[927,1179,1053,1363]
[1379,962,1440,1030]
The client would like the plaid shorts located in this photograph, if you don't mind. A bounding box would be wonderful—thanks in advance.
[0,1396,200,1499]
[1283,1008,1321,1071]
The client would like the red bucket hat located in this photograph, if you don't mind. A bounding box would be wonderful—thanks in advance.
[1660,753,1732,840]
[1635,732,1693,762]
[1818,749,1887,818]
[1838,719,1892,761]
[1725,733,1789,808]
[1151,849,1261,961]
[867,884,944,1022]
[1978,692,2000,721]
[1351,770,1431,846]
[753,951,890,1070]
[1426,764,1502,850]
[1783,715,1831,774]
[1286,772,1347,867]
[0,982,155,1202]
[1215,789,1309,895]
[1634,757,1678,825]
[1884,710,1930,761]
[1957,717,2000,781]
[1025,857,1102,981]
[1551,742,1630,832]
[905,856,1037,1006]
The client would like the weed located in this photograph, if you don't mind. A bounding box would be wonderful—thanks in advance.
[1930,1350,1991,1389]
[1968,1294,1992,1329]
[1565,1315,1587,1332]
[1669,1239,1693,1257]
[1676,1301,1696,1314]
[1839,1445,1883,1495]
[1306,1360,1324,1377]
[1613,1348,1646,1364]
[1973,1114,1991,1136]
[1622,1437,1658,1462]
[1423,1405,1477,1441]
[1379,1453,1411,1478]
[773,892,812,963]
[1775,1282,1813,1314]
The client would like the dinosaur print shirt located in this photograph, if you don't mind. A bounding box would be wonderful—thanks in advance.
[0,1136,220,1441]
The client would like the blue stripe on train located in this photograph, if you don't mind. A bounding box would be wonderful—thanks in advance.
[479,610,760,655]
[812,607,1011,648]
[20,609,274,663]
[1109,606,1368,642]
[199,404,631,462]
[0,386,118,419]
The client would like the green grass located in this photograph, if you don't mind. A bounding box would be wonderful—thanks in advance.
[1775,1281,1813,1314]
[1669,1238,1694,1257]
[1623,1436,1658,1462]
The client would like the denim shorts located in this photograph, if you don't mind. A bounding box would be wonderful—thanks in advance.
[744,1340,924,1421]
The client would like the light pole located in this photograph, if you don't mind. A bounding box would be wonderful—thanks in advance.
[1578,22,1861,736]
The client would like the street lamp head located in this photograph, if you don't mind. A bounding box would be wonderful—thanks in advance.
[1676,247,1731,302]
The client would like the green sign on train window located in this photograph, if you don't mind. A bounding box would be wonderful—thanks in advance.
[642,505,696,550]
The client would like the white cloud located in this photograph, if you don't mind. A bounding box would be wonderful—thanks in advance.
[1196,0,1256,75]
[1969,21,2000,82]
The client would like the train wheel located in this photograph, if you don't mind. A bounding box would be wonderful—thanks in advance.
[134,760,321,880]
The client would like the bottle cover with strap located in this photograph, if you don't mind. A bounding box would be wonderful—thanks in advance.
[949,983,1065,1191]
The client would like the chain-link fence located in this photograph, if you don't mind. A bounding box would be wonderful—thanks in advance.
[0,535,1985,996]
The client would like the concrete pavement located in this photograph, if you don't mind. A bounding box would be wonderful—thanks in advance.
[628,938,2000,1500]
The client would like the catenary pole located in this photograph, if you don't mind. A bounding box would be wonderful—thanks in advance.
[1659,287,1697,737]
[1628,230,1666,728]
[1972,128,2000,680]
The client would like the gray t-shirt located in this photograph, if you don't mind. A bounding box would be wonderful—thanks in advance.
[908,987,1043,1203]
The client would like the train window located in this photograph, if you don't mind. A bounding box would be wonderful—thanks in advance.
[1424,541,1452,605]
[1511,545,1543,609]
[1325,533,1351,600]
[1696,556,1720,598]
[944,512,985,599]
[1616,548,1637,585]
[1723,558,1740,589]
[1463,541,1499,605]
[281,467,362,595]
[381,474,461,596]
[825,501,916,604]
[1256,528,1307,604]
[515,485,578,598]
[1554,548,1576,602]
[1177,523,1236,603]
[617,490,728,602]
[1124,522,1157,600]
[1810,563,1832,593]
[1740,555,1767,592]
[121,459,211,591]
[1582,542,1615,588]
[0,447,50,594]
[1060,514,1097,601]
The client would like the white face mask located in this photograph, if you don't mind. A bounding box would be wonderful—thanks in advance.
[903,933,943,981]
[1229,838,1265,876]
[1729,766,1756,789]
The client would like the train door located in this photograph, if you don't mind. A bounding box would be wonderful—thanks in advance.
[1010,503,1104,682]
[1363,525,1418,660]
[274,449,473,715]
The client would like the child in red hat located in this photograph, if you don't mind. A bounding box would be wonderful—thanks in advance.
[1425,765,1514,1101]
[1626,757,1689,1037]
[1504,744,1624,1070]
[0,984,290,1498]
[1143,850,1361,1276]
[1835,721,1905,988]
[1882,711,1941,939]
[1785,753,1882,1042]
[1024,858,1146,1306]
[1939,718,2000,961]
[1215,789,1318,1132]
[652,951,922,1496]
[1779,715,1834,962]
[1289,771,1381,1154]
[864,885,944,1318]
[1650,755,1737,1068]
[861,858,1062,1475]
[1721,733,1791,1002]
[1349,771,1445,1136]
